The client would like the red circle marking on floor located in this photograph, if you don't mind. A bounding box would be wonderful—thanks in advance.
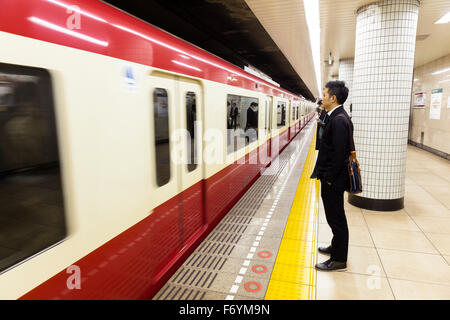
[252,265,268,273]
[244,282,262,292]
[257,251,272,258]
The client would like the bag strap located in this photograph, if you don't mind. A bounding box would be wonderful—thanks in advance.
[336,113,356,160]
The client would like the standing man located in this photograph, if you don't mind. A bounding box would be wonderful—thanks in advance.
[312,81,352,271]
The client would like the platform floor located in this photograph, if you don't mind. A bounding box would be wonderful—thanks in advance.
[317,144,450,300]
[154,121,317,300]
[154,124,450,300]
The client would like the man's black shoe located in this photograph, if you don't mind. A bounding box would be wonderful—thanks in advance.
[318,245,332,255]
[315,259,347,271]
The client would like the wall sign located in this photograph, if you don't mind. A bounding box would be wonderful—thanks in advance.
[414,91,425,108]
[429,88,442,119]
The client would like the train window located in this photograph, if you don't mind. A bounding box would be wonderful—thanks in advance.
[153,88,171,186]
[296,106,299,120]
[277,101,286,128]
[0,63,66,274]
[268,99,273,131]
[292,104,295,121]
[264,100,270,135]
[186,92,197,172]
[226,94,258,154]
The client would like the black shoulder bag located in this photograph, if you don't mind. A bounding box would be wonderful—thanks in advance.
[336,114,363,194]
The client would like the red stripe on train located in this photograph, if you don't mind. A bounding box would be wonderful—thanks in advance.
[0,0,303,101]
[19,119,312,300]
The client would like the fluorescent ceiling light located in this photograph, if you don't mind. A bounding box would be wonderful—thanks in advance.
[435,11,450,24]
[432,67,450,75]
[303,0,321,97]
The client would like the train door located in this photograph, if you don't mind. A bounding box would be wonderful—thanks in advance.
[176,77,205,244]
[260,96,272,167]
[288,100,294,141]
[266,96,273,161]
[147,72,204,271]
[147,72,185,276]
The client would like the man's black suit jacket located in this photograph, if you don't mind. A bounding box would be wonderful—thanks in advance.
[313,105,353,192]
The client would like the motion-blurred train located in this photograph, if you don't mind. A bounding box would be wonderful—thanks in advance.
[0,0,315,299]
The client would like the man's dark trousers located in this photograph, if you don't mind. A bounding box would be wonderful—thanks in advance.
[321,179,349,262]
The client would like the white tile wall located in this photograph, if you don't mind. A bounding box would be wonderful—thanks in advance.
[352,0,419,200]
[339,59,354,115]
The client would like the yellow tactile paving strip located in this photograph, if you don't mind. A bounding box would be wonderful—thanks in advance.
[265,134,319,300]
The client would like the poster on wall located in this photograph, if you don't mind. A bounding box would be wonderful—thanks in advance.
[414,91,426,108]
[429,88,442,119]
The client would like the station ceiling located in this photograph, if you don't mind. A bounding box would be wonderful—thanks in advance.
[320,0,450,85]
[103,0,316,100]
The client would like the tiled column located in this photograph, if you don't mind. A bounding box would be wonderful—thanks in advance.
[338,59,354,115]
[349,0,419,211]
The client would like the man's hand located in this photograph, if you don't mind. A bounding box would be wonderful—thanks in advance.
[326,181,332,186]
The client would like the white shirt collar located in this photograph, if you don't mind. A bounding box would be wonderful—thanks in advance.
[327,105,342,116]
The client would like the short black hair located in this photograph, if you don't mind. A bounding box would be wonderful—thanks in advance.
[325,81,349,105]
[250,102,258,107]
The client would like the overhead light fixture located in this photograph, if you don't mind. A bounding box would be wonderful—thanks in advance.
[303,0,321,96]
[435,11,450,24]
[432,67,450,75]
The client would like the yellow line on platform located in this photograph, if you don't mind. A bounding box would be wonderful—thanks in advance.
[265,133,319,300]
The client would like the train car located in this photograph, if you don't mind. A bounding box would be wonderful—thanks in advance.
[0,0,315,299]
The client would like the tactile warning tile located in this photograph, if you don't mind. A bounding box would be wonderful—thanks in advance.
[265,132,319,300]
[278,238,315,253]
[270,264,313,285]
[275,250,312,268]
[282,227,316,241]
[265,280,312,300]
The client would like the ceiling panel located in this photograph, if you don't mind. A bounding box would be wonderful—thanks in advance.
[320,0,450,87]
[245,0,319,97]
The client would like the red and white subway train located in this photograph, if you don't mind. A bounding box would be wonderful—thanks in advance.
[0,0,315,299]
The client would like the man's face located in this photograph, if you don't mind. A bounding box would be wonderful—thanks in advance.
[321,88,336,111]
